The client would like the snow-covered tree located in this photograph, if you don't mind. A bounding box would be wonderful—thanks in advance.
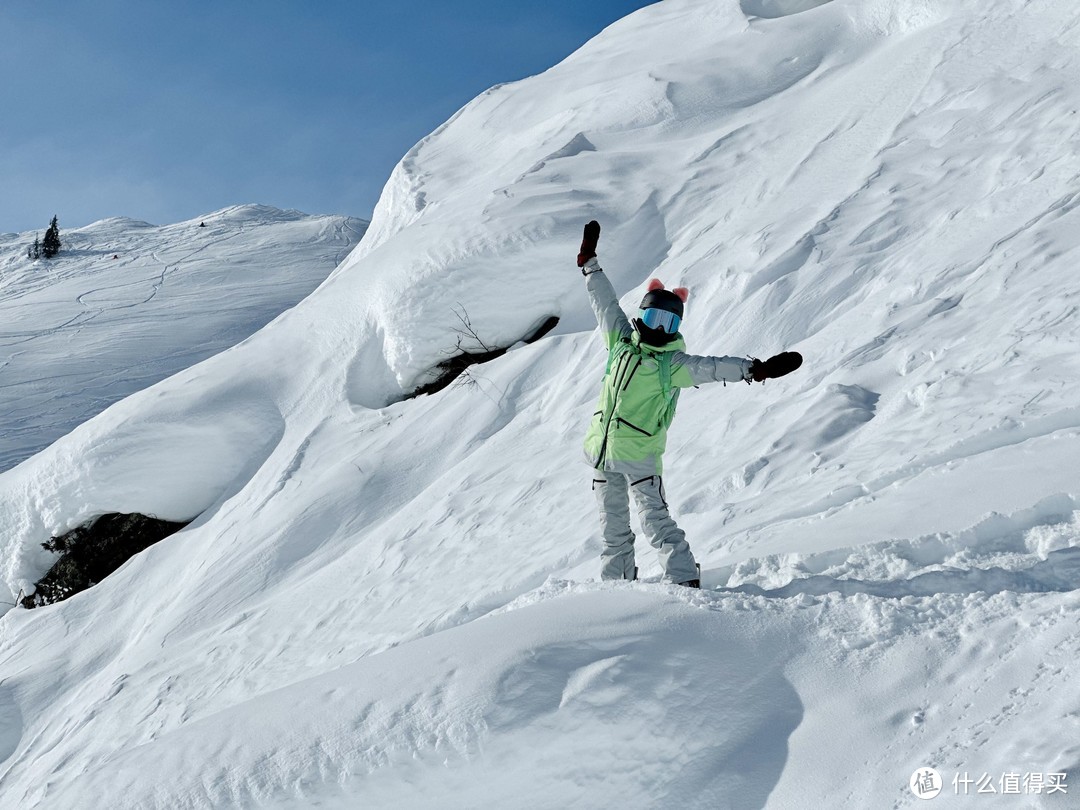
[42,215,61,258]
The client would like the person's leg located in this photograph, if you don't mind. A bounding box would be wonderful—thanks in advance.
[629,475,698,584]
[593,473,637,580]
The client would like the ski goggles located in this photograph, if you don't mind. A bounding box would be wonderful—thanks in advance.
[639,307,681,334]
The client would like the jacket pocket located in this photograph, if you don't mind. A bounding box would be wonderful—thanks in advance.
[616,417,653,437]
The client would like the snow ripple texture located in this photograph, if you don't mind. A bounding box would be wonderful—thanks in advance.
[1,0,1079,808]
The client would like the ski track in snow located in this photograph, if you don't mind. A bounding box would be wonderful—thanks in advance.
[0,208,367,473]
[2,0,1080,807]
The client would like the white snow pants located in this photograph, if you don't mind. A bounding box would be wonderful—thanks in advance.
[592,472,699,584]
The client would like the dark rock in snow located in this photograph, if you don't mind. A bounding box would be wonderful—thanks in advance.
[22,513,190,608]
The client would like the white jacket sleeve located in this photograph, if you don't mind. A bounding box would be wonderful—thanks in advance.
[583,262,633,346]
[671,352,752,386]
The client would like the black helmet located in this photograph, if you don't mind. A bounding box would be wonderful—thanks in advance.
[639,287,684,319]
[633,280,687,346]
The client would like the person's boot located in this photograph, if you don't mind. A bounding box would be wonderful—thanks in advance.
[678,564,701,589]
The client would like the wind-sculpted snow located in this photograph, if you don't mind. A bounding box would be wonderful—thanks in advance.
[8,591,800,809]
[1,0,1080,807]
[740,0,835,18]
[3,581,1077,809]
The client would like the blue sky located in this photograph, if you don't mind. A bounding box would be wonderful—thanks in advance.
[1,1,655,234]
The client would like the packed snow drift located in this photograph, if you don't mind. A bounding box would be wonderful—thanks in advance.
[1,0,1078,807]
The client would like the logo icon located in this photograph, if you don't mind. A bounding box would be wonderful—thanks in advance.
[911,768,943,799]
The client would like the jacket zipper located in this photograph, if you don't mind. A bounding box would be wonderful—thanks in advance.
[594,355,622,468]
[595,349,634,468]
[612,351,633,392]
[620,357,642,392]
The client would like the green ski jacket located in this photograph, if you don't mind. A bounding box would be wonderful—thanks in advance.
[582,268,751,476]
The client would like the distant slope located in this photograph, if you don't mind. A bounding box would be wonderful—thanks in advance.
[0,0,1078,808]
[0,205,367,471]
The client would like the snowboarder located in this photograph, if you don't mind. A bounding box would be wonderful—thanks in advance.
[577,220,801,587]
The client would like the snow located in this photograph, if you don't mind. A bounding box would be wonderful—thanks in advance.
[1,0,1079,807]
[0,205,367,472]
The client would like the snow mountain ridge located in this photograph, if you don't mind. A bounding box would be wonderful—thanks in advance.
[0,205,367,472]
[1,0,1079,807]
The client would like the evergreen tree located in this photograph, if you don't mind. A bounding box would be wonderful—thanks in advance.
[42,215,61,258]
[30,236,41,260]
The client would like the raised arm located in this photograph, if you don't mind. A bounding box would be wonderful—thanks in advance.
[583,258,633,347]
[577,221,632,348]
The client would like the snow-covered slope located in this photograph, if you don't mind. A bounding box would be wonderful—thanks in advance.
[0,205,367,472]
[2,0,1079,807]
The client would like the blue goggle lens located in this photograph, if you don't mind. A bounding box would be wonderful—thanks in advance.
[640,308,681,334]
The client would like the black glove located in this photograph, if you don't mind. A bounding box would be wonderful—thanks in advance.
[577,220,601,268]
[749,351,803,382]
